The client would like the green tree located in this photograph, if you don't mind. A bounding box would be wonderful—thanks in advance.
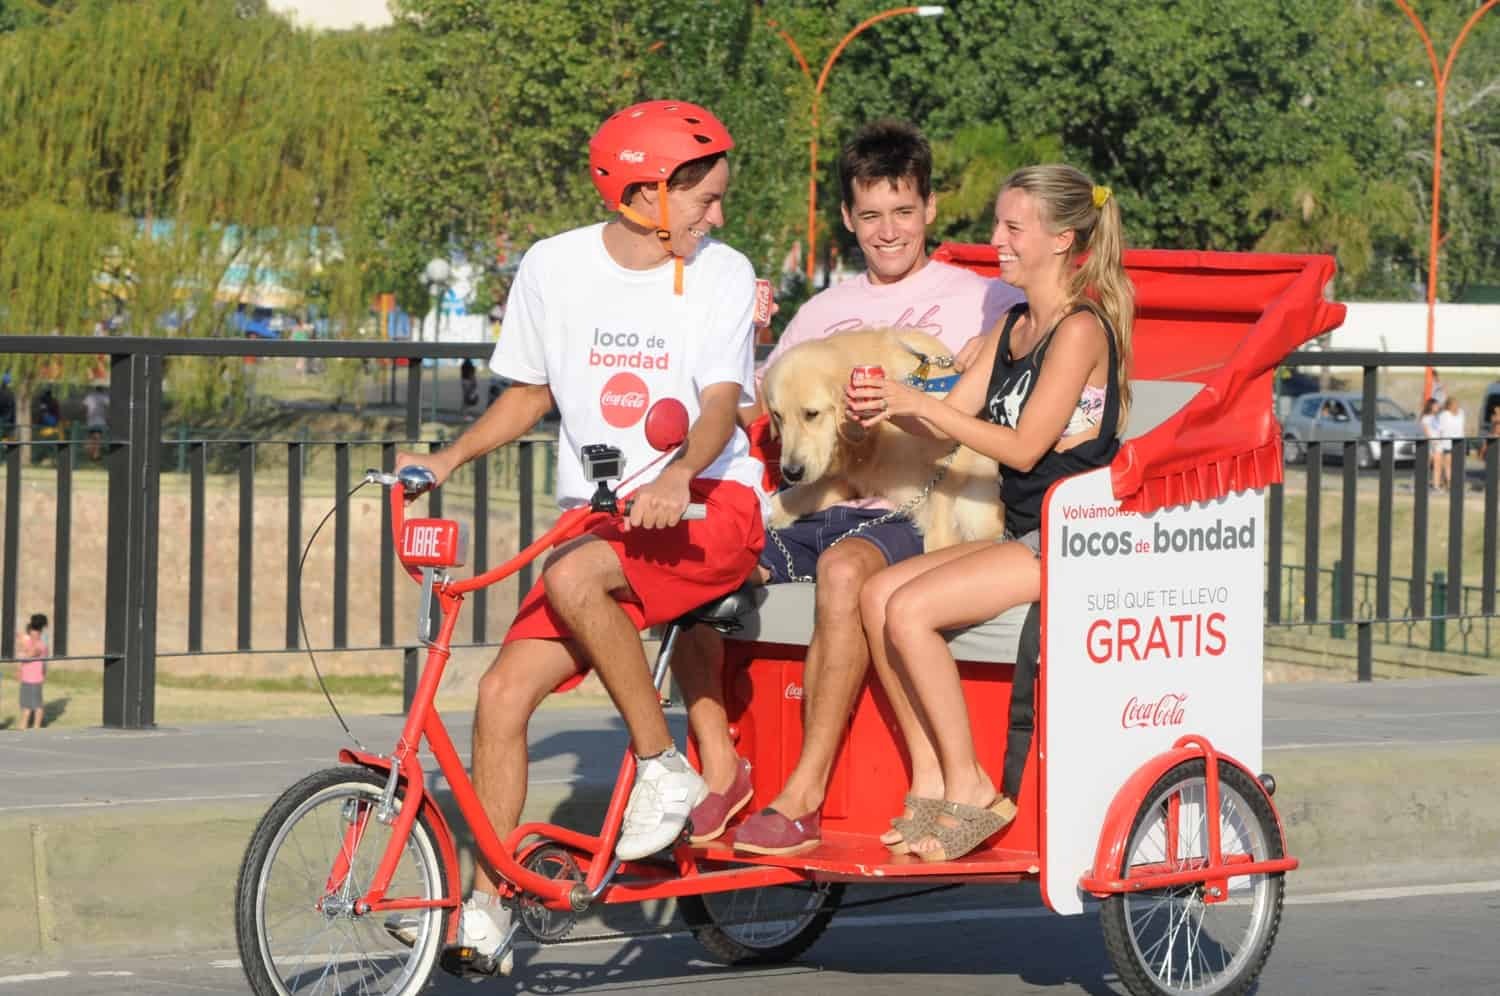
[0,0,378,426]
[367,0,811,317]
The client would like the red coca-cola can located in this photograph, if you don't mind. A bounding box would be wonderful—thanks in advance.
[752,278,774,327]
[849,364,885,386]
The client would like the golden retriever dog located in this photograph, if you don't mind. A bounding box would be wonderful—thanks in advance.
[762,327,1004,551]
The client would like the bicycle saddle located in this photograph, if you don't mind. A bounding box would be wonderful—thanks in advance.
[677,581,758,632]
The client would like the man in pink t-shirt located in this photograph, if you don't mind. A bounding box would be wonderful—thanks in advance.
[672,121,1023,855]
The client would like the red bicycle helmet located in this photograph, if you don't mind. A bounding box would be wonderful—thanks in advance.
[589,100,734,293]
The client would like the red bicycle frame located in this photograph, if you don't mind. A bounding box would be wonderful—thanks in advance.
[339,485,806,925]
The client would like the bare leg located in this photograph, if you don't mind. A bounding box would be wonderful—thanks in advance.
[860,542,992,837]
[541,536,672,757]
[669,624,740,793]
[883,543,1041,855]
[470,639,584,895]
[763,539,886,818]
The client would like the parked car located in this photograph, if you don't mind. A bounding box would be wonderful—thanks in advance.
[1281,392,1422,467]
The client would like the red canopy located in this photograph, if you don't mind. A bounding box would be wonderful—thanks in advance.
[931,244,1346,515]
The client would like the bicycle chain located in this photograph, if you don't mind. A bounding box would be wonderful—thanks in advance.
[523,882,962,947]
[768,448,959,584]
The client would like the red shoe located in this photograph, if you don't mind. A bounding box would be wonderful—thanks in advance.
[688,758,753,844]
[732,807,821,856]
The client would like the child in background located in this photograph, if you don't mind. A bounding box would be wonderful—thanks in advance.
[17,613,47,730]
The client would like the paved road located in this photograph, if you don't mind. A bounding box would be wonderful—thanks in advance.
[5,677,1499,814]
[8,881,1497,995]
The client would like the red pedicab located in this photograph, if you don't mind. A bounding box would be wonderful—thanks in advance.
[234,246,1342,996]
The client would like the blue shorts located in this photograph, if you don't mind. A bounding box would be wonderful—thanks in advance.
[759,506,924,583]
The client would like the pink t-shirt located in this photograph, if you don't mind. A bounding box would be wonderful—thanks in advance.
[761,259,1024,380]
[761,259,1023,509]
[17,632,46,684]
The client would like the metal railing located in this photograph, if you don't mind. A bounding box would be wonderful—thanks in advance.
[3,340,1500,726]
[1267,350,1500,679]
[0,336,557,727]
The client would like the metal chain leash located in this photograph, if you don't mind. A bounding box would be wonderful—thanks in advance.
[768,447,959,584]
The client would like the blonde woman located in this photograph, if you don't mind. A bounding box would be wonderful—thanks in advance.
[847,164,1132,862]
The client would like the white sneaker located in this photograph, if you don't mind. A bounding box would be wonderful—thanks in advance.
[615,747,708,861]
[460,898,516,976]
[385,897,514,976]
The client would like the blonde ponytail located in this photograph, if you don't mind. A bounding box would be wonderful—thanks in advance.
[1000,165,1134,418]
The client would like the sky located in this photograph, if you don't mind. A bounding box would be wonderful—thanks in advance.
[267,0,393,31]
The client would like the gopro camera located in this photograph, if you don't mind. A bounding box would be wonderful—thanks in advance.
[581,444,625,483]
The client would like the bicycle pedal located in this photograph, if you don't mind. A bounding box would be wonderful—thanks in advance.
[439,944,515,980]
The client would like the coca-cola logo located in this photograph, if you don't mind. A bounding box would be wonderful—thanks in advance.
[784,682,803,701]
[1121,692,1188,730]
[600,372,649,428]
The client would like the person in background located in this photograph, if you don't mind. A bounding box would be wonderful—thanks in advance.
[83,386,109,461]
[459,357,479,417]
[1439,396,1466,490]
[17,614,48,730]
[1420,398,1446,491]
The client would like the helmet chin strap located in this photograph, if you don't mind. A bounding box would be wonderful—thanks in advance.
[617,181,685,295]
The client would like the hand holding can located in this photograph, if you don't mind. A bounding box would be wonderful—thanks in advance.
[848,364,885,422]
[752,279,774,328]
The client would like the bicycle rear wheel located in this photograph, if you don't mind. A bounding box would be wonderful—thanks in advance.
[1100,759,1285,996]
[679,881,843,964]
[235,767,451,996]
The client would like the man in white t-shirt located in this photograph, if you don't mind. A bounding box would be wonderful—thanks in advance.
[672,120,1023,856]
[393,100,765,975]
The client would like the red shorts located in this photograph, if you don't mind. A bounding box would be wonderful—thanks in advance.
[505,478,765,690]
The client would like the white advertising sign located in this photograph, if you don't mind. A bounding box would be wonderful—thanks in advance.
[1041,467,1263,914]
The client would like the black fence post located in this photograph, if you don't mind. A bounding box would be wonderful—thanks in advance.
[238,442,255,651]
[102,352,162,729]
[518,439,535,603]
[1432,570,1447,652]
[1,442,19,659]
[188,442,205,652]
[285,441,302,649]
[53,442,71,657]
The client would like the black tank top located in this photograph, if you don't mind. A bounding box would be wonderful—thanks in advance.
[984,303,1122,536]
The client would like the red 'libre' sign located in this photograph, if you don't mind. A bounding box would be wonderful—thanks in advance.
[400,518,468,568]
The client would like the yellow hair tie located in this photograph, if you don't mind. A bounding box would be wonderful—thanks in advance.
[1092,185,1112,209]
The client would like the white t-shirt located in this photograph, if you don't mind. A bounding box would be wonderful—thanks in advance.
[1438,408,1466,440]
[490,223,765,510]
[83,391,108,427]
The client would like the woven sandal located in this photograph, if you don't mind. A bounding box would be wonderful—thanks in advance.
[883,795,946,855]
[914,796,1018,864]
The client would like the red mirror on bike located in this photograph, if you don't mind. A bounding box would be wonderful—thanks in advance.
[644,398,690,452]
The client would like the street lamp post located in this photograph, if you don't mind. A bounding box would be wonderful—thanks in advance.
[1393,0,1496,403]
[768,6,945,283]
[424,257,452,424]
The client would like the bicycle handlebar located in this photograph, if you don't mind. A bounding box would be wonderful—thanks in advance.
[376,466,705,593]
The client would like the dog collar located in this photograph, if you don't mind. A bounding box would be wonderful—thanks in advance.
[907,373,960,393]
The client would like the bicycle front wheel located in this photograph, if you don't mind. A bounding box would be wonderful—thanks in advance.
[234,767,451,996]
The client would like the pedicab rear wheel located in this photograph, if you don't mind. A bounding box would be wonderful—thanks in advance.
[1100,760,1285,996]
[679,881,844,964]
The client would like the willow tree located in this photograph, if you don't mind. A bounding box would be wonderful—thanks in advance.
[0,0,379,427]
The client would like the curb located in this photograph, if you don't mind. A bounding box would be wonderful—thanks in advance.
[0,779,618,965]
